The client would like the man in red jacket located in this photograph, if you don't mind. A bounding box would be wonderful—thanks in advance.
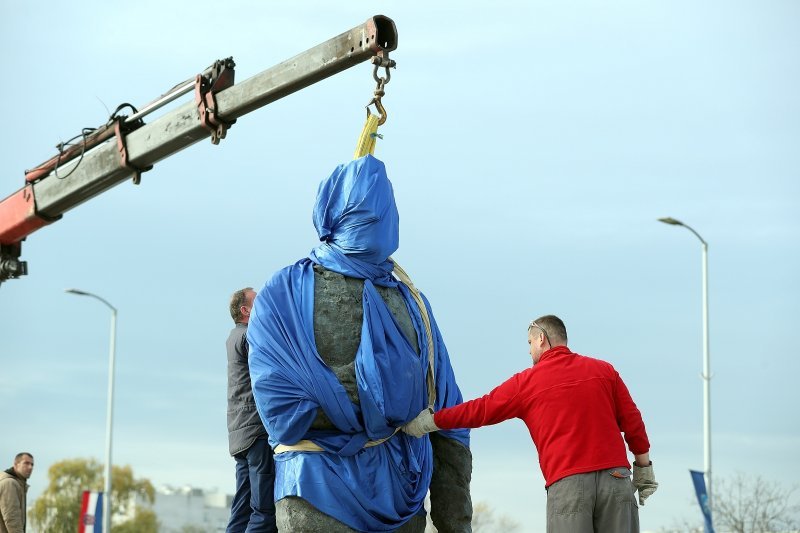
[403,314,658,533]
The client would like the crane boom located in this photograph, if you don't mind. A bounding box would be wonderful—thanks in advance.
[0,15,397,285]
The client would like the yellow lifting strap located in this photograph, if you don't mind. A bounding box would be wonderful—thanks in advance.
[353,112,381,159]
[275,428,399,454]
[390,259,437,411]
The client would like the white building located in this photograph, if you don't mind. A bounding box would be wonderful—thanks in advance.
[150,485,231,532]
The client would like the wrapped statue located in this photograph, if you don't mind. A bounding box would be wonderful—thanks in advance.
[248,155,473,532]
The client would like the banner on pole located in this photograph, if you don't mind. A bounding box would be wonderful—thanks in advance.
[78,490,103,533]
[689,470,714,533]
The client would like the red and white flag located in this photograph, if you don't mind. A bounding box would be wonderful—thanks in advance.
[78,490,103,533]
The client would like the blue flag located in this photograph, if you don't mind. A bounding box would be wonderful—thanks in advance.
[690,470,714,533]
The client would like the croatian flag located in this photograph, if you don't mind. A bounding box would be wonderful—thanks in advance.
[78,490,103,533]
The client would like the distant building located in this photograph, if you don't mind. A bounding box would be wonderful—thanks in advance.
[150,485,231,532]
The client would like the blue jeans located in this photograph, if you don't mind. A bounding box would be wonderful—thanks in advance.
[226,436,277,533]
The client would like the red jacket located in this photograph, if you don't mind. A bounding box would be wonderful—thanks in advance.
[434,345,650,487]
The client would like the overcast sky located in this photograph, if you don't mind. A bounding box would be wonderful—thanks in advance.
[1,1,798,531]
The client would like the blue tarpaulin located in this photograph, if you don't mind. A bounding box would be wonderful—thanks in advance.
[248,155,469,531]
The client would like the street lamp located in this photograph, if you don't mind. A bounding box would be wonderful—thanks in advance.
[658,217,711,505]
[65,288,117,533]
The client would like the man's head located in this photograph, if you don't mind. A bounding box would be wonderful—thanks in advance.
[12,453,34,480]
[229,287,256,325]
[527,315,568,365]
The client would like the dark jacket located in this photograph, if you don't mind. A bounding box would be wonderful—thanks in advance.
[227,322,267,455]
[0,467,28,533]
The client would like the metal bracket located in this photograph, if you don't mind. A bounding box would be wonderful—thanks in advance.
[366,55,396,126]
[195,58,237,144]
[114,117,153,185]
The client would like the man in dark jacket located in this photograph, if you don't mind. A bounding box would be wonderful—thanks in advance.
[226,288,276,533]
[0,452,34,533]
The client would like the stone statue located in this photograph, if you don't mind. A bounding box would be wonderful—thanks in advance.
[248,155,473,532]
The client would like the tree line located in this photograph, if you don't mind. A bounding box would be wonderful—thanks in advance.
[27,458,799,532]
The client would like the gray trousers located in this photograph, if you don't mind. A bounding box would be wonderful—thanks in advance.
[545,467,639,533]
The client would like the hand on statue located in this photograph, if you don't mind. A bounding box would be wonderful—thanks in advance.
[401,408,440,438]
[632,462,658,505]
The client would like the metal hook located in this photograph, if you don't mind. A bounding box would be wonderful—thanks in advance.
[366,97,388,126]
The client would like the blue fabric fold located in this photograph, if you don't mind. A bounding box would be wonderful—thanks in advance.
[248,154,469,531]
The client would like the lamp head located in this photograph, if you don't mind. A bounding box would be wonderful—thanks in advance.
[65,288,90,296]
[658,217,683,226]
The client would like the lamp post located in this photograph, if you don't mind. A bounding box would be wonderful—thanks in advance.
[65,288,117,533]
[658,217,711,506]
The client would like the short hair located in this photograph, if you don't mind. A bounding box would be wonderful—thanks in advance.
[529,315,568,346]
[229,287,254,324]
[14,452,33,463]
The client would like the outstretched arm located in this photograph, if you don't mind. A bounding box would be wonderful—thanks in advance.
[403,372,524,437]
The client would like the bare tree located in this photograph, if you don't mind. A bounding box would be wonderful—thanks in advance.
[425,500,520,532]
[713,473,800,533]
[659,519,703,532]
[470,502,521,533]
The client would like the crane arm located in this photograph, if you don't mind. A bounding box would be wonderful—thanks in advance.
[0,15,398,284]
